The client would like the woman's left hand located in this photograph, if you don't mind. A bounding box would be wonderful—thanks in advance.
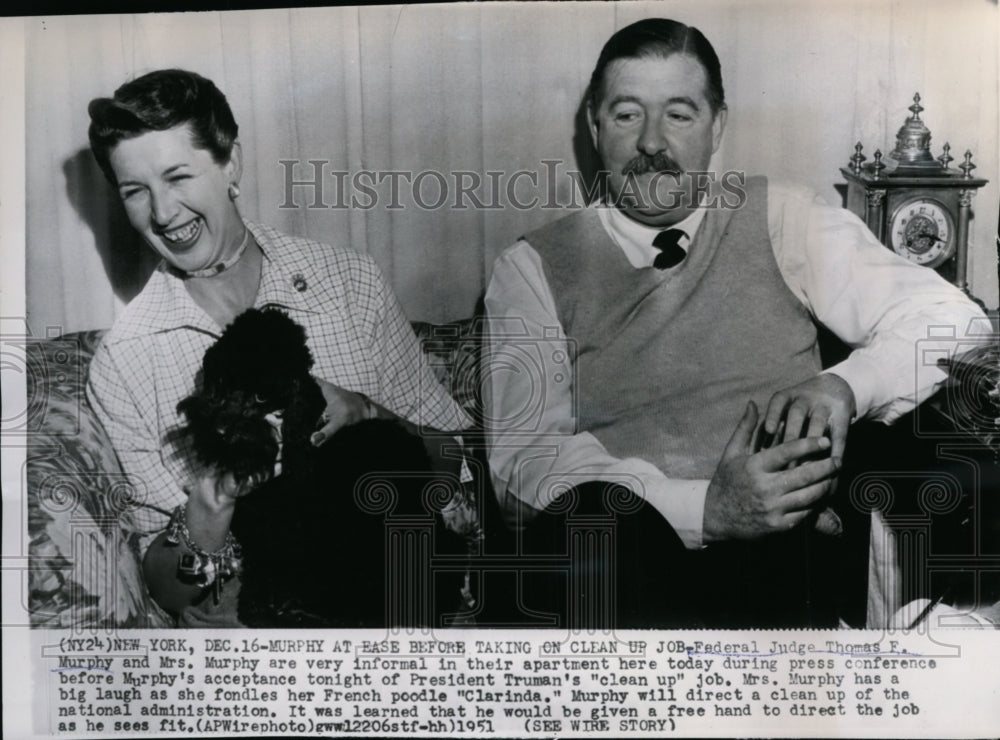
[311,377,372,446]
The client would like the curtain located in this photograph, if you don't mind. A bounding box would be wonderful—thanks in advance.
[21,0,1000,333]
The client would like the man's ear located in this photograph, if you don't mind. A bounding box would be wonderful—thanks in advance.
[586,102,600,151]
[711,105,728,153]
[226,140,244,185]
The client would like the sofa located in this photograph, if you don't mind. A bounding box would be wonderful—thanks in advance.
[25,320,1000,629]
[25,319,484,629]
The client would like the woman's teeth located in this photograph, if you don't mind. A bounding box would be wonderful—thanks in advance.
[162,219,201,244]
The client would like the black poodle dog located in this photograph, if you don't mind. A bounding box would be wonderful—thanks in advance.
[177,308,470,627]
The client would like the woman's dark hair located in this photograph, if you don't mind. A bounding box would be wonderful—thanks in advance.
[88,69,238,184]
[588,18,725,115]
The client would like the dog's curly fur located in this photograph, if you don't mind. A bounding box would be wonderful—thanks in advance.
[178,308,443,627]
[179,309,324,489]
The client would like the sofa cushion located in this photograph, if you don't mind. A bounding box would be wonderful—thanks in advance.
[26,330,172,628]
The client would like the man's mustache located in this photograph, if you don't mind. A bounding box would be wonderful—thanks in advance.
[622,152,682,177]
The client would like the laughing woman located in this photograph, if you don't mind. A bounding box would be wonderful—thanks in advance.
[86,69,471,624]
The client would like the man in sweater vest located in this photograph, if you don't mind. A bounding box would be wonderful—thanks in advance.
[484,18,987,627]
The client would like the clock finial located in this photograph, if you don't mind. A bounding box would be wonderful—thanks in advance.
[960,150,977,179]
[872,149,885,179]
[937,142,953,169]
[888,92,937,170]
[850,142,866,174]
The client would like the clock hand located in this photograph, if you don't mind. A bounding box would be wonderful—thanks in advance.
[906,232,944,247]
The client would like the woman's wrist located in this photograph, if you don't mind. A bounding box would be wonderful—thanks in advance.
[166,504,242,599]
[185,483,237,551]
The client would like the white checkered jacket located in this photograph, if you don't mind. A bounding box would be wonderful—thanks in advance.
[87,221,472,549]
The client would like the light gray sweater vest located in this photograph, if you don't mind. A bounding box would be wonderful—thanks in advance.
[527,176,821,479]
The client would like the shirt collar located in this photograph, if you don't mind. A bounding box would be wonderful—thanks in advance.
[105,219,323,342]
[598,202,708,269]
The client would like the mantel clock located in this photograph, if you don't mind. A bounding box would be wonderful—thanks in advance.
[840,94,988,294]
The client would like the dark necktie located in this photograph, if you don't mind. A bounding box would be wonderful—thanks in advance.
[652,228,686,269]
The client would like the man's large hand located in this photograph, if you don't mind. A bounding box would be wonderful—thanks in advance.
[761,373,856,458]
[759,374,855,536]
[703,401,842,542]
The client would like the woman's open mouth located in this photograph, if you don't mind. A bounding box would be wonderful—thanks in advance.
[159,218,202,250]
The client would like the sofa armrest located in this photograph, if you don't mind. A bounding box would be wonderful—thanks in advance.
[26,331,171,628]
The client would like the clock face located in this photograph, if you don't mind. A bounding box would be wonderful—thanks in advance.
[889,197,955,267]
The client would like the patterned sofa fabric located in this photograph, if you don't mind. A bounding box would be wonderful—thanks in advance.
[26,330,172,628]
[411,318,483,423]
[26,319,482,628]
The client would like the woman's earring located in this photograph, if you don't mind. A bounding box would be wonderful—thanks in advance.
[228,183,241,200]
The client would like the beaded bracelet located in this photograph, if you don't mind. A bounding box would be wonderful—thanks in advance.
[166,504,243,602]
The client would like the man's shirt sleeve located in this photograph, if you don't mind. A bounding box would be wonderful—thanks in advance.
[767,181,990,422]
[484,240,709,549]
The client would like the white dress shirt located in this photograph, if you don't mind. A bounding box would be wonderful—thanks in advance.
[484,181,989,548]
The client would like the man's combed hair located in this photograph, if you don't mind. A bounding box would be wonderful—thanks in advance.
[588,18,725,115]
[88,69,238,184]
